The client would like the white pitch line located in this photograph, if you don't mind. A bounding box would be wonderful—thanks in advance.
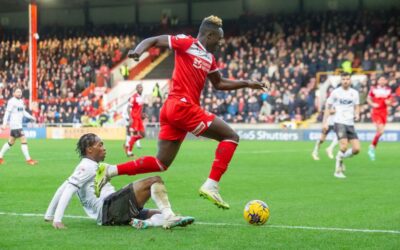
[237,149,310,154]
[0,211,399,235]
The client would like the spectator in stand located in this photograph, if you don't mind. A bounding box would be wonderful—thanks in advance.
[120,63,129,80]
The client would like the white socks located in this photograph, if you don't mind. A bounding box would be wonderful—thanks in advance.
[136,140,141,148]
[21,144,31,160]
[202,178,218,190]
[337,148,353,160]
[106,165,118,178]
[125,136,130,147]
[0,142,11,158]
[342,148,353,158]
[147,213,164,227]
[0,143,33,161]
[313,140,321,152]
[151,183,174,219]
[328,137,338,150]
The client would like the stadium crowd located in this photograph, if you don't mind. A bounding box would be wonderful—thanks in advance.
[0,11,400,126]
[201,11,400,123]
[0,31,137,125]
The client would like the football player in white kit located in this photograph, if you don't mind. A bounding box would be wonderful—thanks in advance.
[323,73,361,178]
[122,102,132,155]
[312,104,338,160]
[45,133,194,229]
[0,88,38,165]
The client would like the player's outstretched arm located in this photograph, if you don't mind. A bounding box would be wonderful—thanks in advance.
[23,110,36,122]
[51,183,79,229]
[208,71,269,91]
[128,35,169,61]
[44,181,68,222]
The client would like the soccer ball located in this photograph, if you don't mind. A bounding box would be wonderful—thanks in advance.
[243,200,270,225]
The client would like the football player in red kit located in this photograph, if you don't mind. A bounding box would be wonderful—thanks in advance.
[96,15,268,209]
[127,84,145,157]
[367,75,393,161]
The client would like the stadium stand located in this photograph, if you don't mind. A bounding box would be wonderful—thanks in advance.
[0,11,399,125]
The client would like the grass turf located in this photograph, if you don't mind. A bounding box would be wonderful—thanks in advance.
[0,139,399,249]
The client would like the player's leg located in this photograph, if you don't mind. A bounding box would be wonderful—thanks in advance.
[369,120,385,161]
[349,139,361,156]
[20,135,38,165]
[335,125,359,178]
[198,116,239,209]
[128,132,144,153]
[127,131,138,157]
[135,139,142,149]
[100,181,155,227]
[339,126,360,159]
[312,127,328,160]
[95,112,186,196]
[130,176,194,229]
[127,120,146,155]
[334,124,349,178]
[133,131,145,150]
[326,128,338,159]
[95,139,182,197]
[0,136,16,164]
[124,126,131,155]
[117,139,181,175]
[335,138,348,178]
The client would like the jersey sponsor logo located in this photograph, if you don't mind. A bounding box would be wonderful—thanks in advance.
[17,107,23,112]
[372,88,391,98]
[193,57,202,69]
[186,44,212,64]
[192,57,212,72]
[339,99,353,105]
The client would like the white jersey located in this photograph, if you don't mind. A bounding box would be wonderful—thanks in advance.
[327,87,359,126]
[3,97,34,129]
[44,158,115,224]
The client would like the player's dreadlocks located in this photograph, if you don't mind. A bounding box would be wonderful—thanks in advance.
[199,15,223,34]
[76,133,98,158]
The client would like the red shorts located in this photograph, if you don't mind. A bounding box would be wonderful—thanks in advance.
[159,98,215,141]
[371,112,387,125]
[130,118,145,133]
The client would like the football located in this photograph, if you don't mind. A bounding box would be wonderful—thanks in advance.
[243,200,270,225]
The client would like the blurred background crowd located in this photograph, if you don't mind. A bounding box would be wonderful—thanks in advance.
[1,10,399,126]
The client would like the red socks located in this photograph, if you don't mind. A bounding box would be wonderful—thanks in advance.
[117,156,167,175]
[372,132,382,147]
[117,140,238,180]
[128,135,143,152]
[208,140,238,182]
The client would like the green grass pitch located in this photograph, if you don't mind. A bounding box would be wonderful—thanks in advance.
[0,139,399,249]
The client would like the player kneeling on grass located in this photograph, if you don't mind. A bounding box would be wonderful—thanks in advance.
[44,133,194,229]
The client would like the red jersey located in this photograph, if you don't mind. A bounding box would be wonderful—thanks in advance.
[368,86,392,113]
[168,34,218,105]
[129,93,143,119]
